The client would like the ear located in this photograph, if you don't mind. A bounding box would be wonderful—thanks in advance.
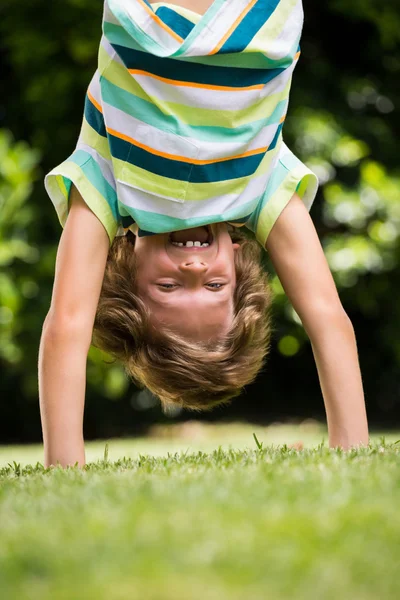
[233,243,241,251]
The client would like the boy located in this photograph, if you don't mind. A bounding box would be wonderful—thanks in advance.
[39,0,369,467]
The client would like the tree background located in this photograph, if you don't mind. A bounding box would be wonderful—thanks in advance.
[1,0,399,443]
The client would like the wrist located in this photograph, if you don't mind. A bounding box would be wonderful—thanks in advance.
[328,429,369,450]
[44,437,86,469]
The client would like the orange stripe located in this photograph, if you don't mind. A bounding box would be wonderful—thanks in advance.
[138,0,184,43]
[128,68,263,93]
[294,51,301,60]
[209,0,258,56]
[87,89,103,113]
[107,126,271,165]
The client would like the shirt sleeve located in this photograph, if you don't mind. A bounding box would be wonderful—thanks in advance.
[245,141,319,249]
[44,70,121,247]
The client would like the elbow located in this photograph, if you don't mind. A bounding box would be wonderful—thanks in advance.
[300,303,354,340]
[41,312,93,349]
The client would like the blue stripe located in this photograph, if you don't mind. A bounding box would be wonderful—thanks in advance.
[109,134,194,181]
[109,132,268,183]
[189,153,264,184]
[154,6,196,40]
[268,122,283,152]
[84,94,106,137]
[220,0,281,54]
[110,42,284,88]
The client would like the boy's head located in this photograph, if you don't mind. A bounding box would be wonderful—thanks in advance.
[133,224,239,343]
[92,224,274,412]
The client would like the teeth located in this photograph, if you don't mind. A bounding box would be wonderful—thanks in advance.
[170,241,210,247]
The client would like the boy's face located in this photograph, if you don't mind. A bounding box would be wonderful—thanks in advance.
[134,223,240,342]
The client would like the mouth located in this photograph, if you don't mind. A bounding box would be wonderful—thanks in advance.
[168,225,214,251]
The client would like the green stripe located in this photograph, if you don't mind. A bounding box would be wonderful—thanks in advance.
[246,0,298,53]
[45,157,119,247]
[104,22,152,54]
[71,150,120,223]
[114,154,188,199]
[128,196,260,233]
[106,0,167,55]
[79,118,111,161]
[255,165,318,248]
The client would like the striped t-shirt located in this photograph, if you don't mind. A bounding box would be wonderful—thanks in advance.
[45,0,319,248]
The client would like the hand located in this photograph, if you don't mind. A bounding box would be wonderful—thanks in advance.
[288,441,304,450]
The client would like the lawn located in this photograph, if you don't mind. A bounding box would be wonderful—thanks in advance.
[0,422,399,600]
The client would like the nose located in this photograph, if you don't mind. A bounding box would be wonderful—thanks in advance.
[179,260,208,274]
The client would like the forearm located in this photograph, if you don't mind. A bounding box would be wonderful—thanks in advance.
[38,325,88,468]
[307,315,369,449]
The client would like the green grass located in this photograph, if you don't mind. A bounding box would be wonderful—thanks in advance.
[1,423,399,600]
[0,420,331,467]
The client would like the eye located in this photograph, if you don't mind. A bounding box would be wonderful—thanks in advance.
[206,283,225,289]
[158,283,177,289]
[157,282,225,290]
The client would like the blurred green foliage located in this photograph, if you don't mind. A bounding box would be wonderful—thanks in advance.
[0,130,40,364]
[0,0,399,442]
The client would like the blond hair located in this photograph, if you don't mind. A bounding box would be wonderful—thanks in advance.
[92,227,274,412]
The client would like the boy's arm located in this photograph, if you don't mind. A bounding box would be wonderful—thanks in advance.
[265,192,369,449]
[39,323,89,468]
[39,184,110,468]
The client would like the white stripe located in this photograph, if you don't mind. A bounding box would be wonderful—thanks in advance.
[87,70,103,107]
[140,12,184,52]
[131,70,263,111]
[109,0,181,54]
[152,3,202,24]
[271,0,303,60]
[258,58,296,100]
[104,100,283,160]
[103,0,122,26]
